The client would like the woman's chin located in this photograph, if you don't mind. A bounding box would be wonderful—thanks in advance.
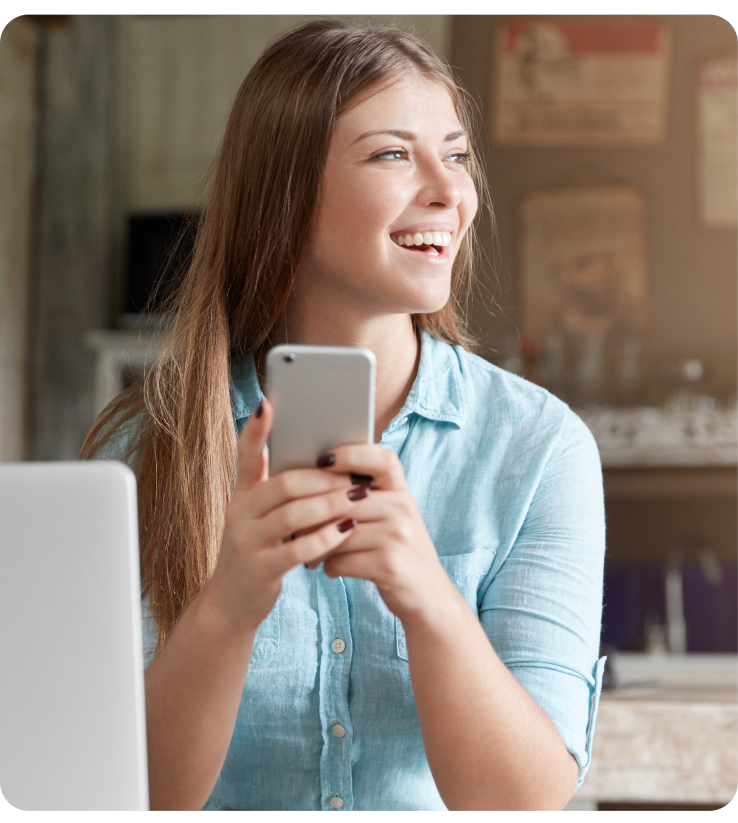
[339,274,451,318]
[380,290,449,317]
[410,285,452,316]
[388,273,451,313]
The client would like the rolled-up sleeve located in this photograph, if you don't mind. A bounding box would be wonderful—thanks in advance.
[141,595,158,669]
[479,411,606,788]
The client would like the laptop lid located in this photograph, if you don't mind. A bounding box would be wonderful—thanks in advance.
[0,461,148,811]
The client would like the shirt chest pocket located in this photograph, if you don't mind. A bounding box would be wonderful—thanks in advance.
[249,593,282,665]
[395,550,497,660]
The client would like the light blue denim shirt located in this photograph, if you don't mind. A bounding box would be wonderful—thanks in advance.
[131,330,606,811]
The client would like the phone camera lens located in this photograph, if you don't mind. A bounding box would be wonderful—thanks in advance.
[283,353,296,362]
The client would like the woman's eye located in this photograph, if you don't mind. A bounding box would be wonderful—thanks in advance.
[447,151,472,165]
[371,149,408,162]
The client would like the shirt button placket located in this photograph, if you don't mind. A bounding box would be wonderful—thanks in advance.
[317,575,354,810]
[331,638,348,789]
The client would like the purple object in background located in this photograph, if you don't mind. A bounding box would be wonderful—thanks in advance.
[601,563,737,652]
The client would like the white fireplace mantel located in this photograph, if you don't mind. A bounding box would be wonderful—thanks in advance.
[84,329,164,415]
[576,406,737,468]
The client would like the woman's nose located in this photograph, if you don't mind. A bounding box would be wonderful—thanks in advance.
[416,160,463,210]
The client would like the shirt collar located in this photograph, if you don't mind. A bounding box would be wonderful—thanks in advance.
[404,330,467,428]
[230,354,265,422]
[229,329,467,428]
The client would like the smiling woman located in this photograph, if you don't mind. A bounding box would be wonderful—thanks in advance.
[79,20,605,812]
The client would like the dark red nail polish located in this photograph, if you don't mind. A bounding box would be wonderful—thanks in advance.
[347,486,368,501]
[337,519,356,533]
[350,473,374,488]
[317,453,335,468]
[254,400,263,418]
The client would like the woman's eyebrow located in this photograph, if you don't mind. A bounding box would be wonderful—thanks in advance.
[351,129,415,145]
[351,129,467,145]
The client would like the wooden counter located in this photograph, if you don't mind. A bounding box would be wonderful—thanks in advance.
[576,654,738,806]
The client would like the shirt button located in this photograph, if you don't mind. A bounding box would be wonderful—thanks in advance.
[329,796,344,809]
[332,723,346,738]
[331,638,345,653]
[398,416,408,425]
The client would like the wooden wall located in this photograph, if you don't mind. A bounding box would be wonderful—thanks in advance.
[0,19,37,461]
[26,17,120,461]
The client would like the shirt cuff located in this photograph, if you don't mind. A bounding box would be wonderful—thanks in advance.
[574,655,607,789]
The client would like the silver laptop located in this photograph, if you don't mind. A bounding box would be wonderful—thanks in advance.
[0,461,149,810]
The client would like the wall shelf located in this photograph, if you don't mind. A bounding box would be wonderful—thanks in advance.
[575,407,738,469]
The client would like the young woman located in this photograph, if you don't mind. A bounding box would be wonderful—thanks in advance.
[81,21,606,811]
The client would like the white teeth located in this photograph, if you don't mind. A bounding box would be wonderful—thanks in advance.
[393,231,453,248]
[427,247,439,256]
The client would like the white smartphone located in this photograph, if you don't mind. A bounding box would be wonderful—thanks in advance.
[265,344,376,475]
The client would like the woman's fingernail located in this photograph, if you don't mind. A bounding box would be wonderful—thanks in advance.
[337,518,356,533]
[317,453,335,468]
[350,473,374,488]
[254,400,264,418]
[347,486,368,501]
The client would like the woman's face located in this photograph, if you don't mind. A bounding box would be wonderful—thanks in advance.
[296,73,479,318]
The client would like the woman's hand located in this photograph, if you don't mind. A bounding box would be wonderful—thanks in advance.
[307,444,460,625]
[201,399,370,633]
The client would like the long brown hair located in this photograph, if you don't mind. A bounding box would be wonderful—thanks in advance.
[80,20,494,653]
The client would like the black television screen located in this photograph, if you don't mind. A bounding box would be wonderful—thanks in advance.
[121,213,198,321]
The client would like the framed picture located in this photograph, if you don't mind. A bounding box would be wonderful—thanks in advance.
[519,185,648,342]
[493,18,671,145]
[696,54,738,228]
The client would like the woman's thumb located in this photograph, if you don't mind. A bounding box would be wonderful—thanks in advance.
[234,398,271,490]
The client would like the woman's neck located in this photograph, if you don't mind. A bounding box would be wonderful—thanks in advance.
[256,312,420,443]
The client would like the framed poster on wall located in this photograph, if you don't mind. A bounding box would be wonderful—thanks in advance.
[697,54,738,228]
[519,184,648,343]
[492,18,671,145]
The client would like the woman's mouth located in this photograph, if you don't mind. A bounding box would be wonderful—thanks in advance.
[390,230,452,257]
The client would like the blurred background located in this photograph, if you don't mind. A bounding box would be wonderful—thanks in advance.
[0,14,736,810]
